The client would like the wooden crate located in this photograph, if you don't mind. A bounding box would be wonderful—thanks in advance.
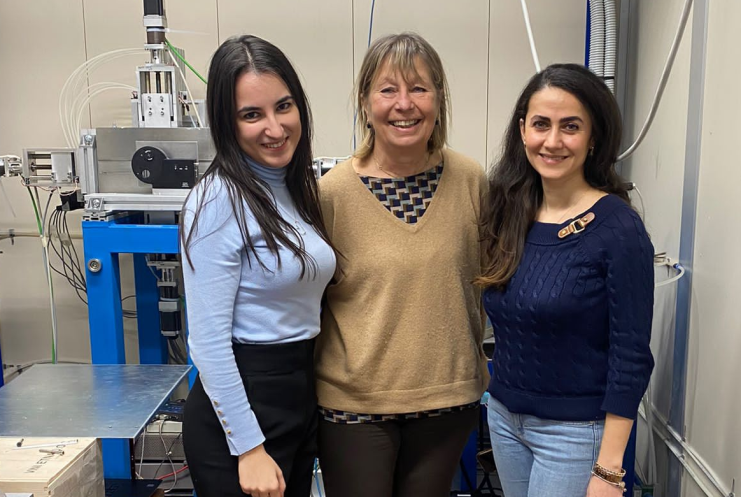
[0,437,104,497]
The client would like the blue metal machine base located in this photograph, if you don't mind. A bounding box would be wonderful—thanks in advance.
[82,215,181,478]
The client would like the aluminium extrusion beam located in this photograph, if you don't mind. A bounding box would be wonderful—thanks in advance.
[82,216,180,478]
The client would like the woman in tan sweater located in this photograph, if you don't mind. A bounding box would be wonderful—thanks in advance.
[316,32,489,497]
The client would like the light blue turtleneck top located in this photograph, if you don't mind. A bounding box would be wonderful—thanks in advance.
[181,157,336,456]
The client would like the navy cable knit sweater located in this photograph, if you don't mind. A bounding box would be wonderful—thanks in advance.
[484,194,654,421]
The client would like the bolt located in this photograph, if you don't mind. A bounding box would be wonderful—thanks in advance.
[91,198,102,209]
[87,259,102,273]
[84,134,94,145]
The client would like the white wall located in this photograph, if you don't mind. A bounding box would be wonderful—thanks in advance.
[0,0,585,368]
[623,0,741,495]
[683,0,741,493]
[621,0,693,494]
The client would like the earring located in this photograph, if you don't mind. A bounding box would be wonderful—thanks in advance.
[589,146,595,156]
[435,119,440,126]
[366,122,372,129]
[523,140,527,147]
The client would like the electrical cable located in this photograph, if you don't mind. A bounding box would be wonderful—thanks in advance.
[42,191,60,364]
[519,0,541,72]
[164,39,207,85]
[617,0,694,162]
[150,424,182,493]
[59,48,145,146]
[48,210,87,304]
[166,43,204,128]
[352,0,378,151]
[72,84,137,139]
[159,420,178,492]
[655,263,685,288]
[26,188,43,234]
[314,458,323,497]
[367,0,376,48]
[29,188,60,364]
[46,207,88,304]
[136,429,147,479]
[0,176,17,218]
[632,184,646,219]
[158,465,189,481]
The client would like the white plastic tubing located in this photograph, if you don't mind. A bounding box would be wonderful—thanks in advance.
[588,0,605,79]
[603,0,617,93]
[588,0,617,94]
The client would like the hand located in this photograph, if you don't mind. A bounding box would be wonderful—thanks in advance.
[586,475,624,497]
[238,444,286,497]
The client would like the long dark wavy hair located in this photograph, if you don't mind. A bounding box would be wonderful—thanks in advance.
[181,35,334,279]
[477,63,630,289]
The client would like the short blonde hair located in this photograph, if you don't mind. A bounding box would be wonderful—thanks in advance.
[354,32,451,159]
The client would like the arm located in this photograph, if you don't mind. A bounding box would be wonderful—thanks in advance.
[599,208,654,418]
[181,181,265,456]
[587,413,633,496]
[588,209,655,495]
[596,412,633,470]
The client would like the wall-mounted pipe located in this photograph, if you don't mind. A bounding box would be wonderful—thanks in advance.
[588,0,605,77]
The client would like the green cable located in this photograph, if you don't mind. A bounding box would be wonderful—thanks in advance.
[27,187,56,363]
[26,187,42,234]
[165,39,208,85]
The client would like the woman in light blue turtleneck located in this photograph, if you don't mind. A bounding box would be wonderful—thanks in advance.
[180,35,336,497]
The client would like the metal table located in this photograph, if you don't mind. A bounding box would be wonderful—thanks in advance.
[0,364,190,477]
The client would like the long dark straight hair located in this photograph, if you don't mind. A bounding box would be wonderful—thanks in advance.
[181,35,334,279]
[477,63,630,289]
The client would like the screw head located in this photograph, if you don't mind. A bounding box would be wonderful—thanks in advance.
[87,258,102,273]
[91,198,102,209]
[83,134,94,145]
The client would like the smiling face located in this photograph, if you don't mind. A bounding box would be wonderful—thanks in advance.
[234,71,301,168]
[520,86,593,185]
[365,57,438,156]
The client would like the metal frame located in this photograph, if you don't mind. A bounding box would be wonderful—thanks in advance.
[82,214,182,478]
[669,0,709,495]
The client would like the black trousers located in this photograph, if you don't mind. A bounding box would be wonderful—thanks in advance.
[183,339,317,497]
[318,406,478,497]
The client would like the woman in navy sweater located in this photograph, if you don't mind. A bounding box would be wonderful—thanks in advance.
[478,64,654,497]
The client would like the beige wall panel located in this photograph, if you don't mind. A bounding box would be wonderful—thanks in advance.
[0,0,87,154]
[218,0,354,157]
[353,0,489,166]
[684,0,741,490]
[0,1,93,368]
[487,0,586,168]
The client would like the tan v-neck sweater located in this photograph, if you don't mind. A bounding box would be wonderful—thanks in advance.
[316,148,490,413]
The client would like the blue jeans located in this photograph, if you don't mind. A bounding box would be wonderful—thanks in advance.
[487,396,605,497]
